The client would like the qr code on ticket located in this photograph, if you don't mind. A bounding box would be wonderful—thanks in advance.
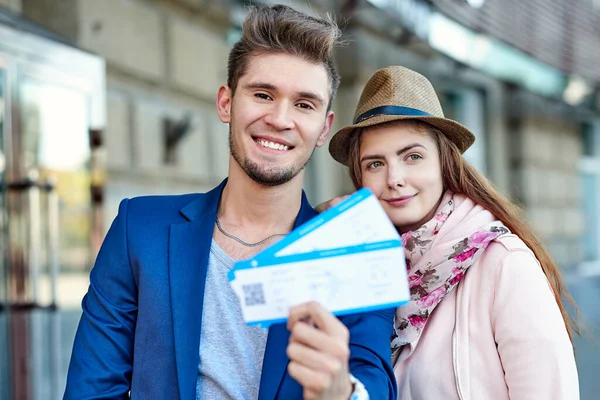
[242,283,265,306]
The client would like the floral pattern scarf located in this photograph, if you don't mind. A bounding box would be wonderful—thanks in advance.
[391,191,509,359]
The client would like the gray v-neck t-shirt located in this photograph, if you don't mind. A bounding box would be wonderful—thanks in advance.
[196,240,269,399]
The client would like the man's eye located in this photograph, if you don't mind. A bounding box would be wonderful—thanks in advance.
[255,93,272,100]
[297,103,314,110]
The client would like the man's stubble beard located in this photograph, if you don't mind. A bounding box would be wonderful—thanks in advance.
[228,125,316,187]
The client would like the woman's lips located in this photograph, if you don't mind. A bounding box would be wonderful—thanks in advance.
[384,194,417,207]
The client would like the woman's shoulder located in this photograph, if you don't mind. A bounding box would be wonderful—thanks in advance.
[480,234,537,266]
[473,234,544,286]
[488,233,533,255]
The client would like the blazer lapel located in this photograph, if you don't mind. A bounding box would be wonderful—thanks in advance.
[258,324,291,400]
[169,180,226,400]
[258,193,317,400]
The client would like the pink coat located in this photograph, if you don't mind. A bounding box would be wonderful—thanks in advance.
[394,234,579,399]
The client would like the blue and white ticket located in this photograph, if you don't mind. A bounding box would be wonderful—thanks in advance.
[228,189,410,328]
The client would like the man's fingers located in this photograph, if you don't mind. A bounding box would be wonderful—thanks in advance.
[287,360,331,394]
[289,320,332,347]
[289,321,350,359]
[288,301,349,340]
[286,305,353,400]
[286,341,343,372]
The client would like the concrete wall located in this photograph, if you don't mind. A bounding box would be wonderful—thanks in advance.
[507,90,587,269]
[0,0,20,13]
[518,116,584,268]
[17,0,236,229]
[7,0,593,270]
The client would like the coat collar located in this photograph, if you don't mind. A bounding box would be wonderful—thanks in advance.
[169,179,225,400]
[169,178,316,400]
[178,179,226,222]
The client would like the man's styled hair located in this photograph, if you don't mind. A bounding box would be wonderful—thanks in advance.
[227,4,342,111]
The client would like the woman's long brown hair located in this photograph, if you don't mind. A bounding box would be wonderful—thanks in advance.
[347,120,579,341]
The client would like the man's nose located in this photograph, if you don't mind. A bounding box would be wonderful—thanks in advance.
[264,103,294,131]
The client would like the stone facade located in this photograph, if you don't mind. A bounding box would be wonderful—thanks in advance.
[507,89,590,268]
[0,0,20,13]
[18,0,237,223]
[7,0,597,270]
[519,118,584,267]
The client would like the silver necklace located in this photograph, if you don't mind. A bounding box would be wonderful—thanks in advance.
[215,215,286,247]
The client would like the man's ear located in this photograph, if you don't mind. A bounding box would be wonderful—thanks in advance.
[316,111,335,148]
[216,85,232,123]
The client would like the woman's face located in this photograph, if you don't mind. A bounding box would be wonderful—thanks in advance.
[359,122,444,233]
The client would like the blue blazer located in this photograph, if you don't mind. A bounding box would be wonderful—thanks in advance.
[64,180,397,400]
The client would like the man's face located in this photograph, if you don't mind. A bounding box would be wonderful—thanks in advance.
[217,53,334,186]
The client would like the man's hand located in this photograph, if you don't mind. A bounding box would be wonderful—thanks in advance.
[314,195,351,214]
[286,302,353,400]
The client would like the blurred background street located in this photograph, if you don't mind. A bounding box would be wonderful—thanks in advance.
[1,0,599,398]
[568,273,600,397]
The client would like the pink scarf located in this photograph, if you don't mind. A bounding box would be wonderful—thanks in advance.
[391,192,509,359]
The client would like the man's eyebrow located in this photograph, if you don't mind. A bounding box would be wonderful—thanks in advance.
[297,91,324,106]
[243,82,277,91]
[360,143,427,163]
[243,82,325,107]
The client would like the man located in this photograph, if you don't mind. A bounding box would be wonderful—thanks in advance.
[64,5,396,400]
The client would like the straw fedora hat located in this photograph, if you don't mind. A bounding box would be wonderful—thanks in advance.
[329,66,475,165]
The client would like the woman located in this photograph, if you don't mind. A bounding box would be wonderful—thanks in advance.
[322,66,580,399]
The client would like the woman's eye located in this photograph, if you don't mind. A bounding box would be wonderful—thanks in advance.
[407,154,422,162]
[367,161,383,169]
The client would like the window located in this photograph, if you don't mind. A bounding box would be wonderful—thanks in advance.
[440,89,488,174]
[594,0,600,34]
[464,0,486,8]
[579,122,600,272]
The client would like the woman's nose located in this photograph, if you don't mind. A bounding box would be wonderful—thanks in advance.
[387,166,406,189]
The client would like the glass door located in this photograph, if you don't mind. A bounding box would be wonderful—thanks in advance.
[1,63,11,400]
[0,22,105,400]
[13,66,93,400]
[579,122,600,274]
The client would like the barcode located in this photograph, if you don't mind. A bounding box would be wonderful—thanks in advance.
[242,283,265,306]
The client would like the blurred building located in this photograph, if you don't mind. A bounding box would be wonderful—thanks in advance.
[0,0,599,399]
